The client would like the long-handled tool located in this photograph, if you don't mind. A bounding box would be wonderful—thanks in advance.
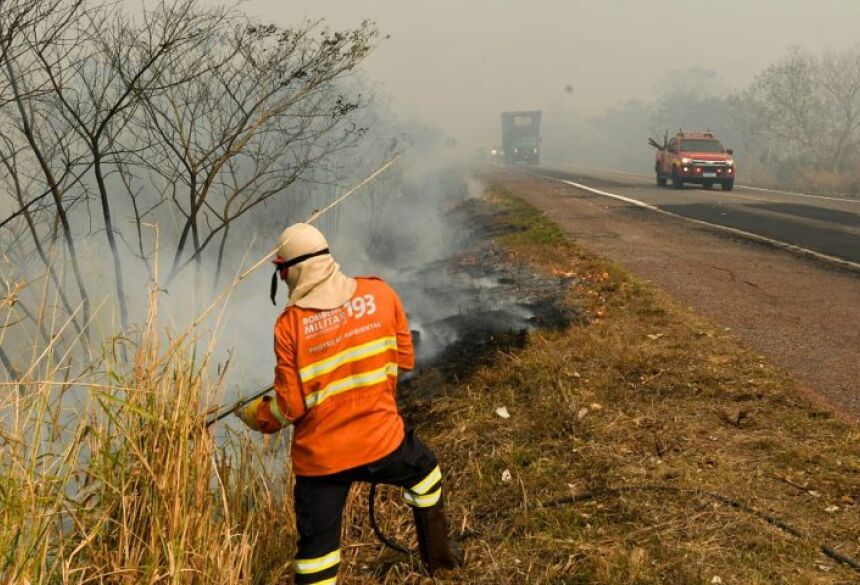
[200,155,414,554]
[202,154,400,428]
[204,383,274,428]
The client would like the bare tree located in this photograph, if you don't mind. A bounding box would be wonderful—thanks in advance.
[30,0,229,327]
[0,0,380,359]
[0,133,88,340]
[133,18,378,287]
[819,49,860,171]
[746,46,860,171]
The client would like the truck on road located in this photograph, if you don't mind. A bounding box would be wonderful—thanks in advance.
[501,111,541,165]
[650,130,735,191]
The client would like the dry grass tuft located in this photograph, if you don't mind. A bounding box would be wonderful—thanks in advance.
[0,282,296,584]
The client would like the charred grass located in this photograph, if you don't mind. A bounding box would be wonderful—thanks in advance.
[340,185,860,584]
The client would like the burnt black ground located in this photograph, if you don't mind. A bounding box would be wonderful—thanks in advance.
[386,189,582,396]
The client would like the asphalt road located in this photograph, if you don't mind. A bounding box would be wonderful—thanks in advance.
[493,166,860,418]
[532,165,860,267]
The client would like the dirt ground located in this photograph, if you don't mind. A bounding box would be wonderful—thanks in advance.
[489,168,860,420]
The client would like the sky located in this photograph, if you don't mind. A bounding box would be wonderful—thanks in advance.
[223,1,860,148]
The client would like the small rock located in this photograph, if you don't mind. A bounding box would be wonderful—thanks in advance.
[577,407,589,420]
[501,469,512,483]
[824,505,839,513]
[495,406,511,419]
[711,577,723,584]
[589,402,602,411]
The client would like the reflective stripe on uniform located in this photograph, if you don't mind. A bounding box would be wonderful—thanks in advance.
[304,363,398,410]
[295,549,341,574]
[299,336,397,382]
[268,396,290,426]
[403,487,442,508]
[306,578,337,585]
[409,465,441,495]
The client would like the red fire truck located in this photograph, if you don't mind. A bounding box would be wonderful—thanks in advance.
[651,131,735,191]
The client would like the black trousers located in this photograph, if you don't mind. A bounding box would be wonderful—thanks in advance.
[292,430,442,584]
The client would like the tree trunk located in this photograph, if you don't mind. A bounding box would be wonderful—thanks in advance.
[166,173,199,285]
[93,149,129,328]
[4,56,91,333]
[5,156,87,340]
[212,221,229,294]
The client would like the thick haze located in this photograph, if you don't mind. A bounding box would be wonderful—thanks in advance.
[235,0,860,150]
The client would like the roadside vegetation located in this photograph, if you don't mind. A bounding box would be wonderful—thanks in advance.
[345,184,860,584]
[0,281,298,583]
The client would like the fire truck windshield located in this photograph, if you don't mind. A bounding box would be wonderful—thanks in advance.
[680,140,724,153]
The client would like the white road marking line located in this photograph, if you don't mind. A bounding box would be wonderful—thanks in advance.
[525,170,860,273]
[552,165,860,204]
[738,184,859,204]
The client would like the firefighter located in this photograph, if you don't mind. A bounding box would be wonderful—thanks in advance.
[235,222,462,583]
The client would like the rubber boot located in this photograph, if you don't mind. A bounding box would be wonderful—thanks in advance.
[412,500,464,576]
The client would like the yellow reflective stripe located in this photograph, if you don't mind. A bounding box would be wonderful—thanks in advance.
[299,336,397,382]
[307,578,337,585]
[304,363,398,410]
[268,396,290,426]
[404,487,442,508]
[410,466,442,495]
[295,549,340,574]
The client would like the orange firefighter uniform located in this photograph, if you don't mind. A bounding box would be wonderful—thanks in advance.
[254,276,413,475]
[237,222,461,584]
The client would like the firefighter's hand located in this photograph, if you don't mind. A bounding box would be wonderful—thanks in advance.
[234,396,268,431]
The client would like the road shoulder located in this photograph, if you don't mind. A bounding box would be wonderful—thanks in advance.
[490,167,860,420]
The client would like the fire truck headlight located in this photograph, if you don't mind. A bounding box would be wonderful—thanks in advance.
[682,157,692,164]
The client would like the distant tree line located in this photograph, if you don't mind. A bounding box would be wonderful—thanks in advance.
[546,46,860,196]
[0,0,379,372]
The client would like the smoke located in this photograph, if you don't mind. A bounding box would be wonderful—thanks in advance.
[1,68,567,423]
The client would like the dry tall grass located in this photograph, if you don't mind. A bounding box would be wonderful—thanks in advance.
[0,279,296,584]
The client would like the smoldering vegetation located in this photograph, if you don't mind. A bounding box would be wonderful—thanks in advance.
[543,47,860,197]
[327,169,579,380]
[0,1,582,580]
